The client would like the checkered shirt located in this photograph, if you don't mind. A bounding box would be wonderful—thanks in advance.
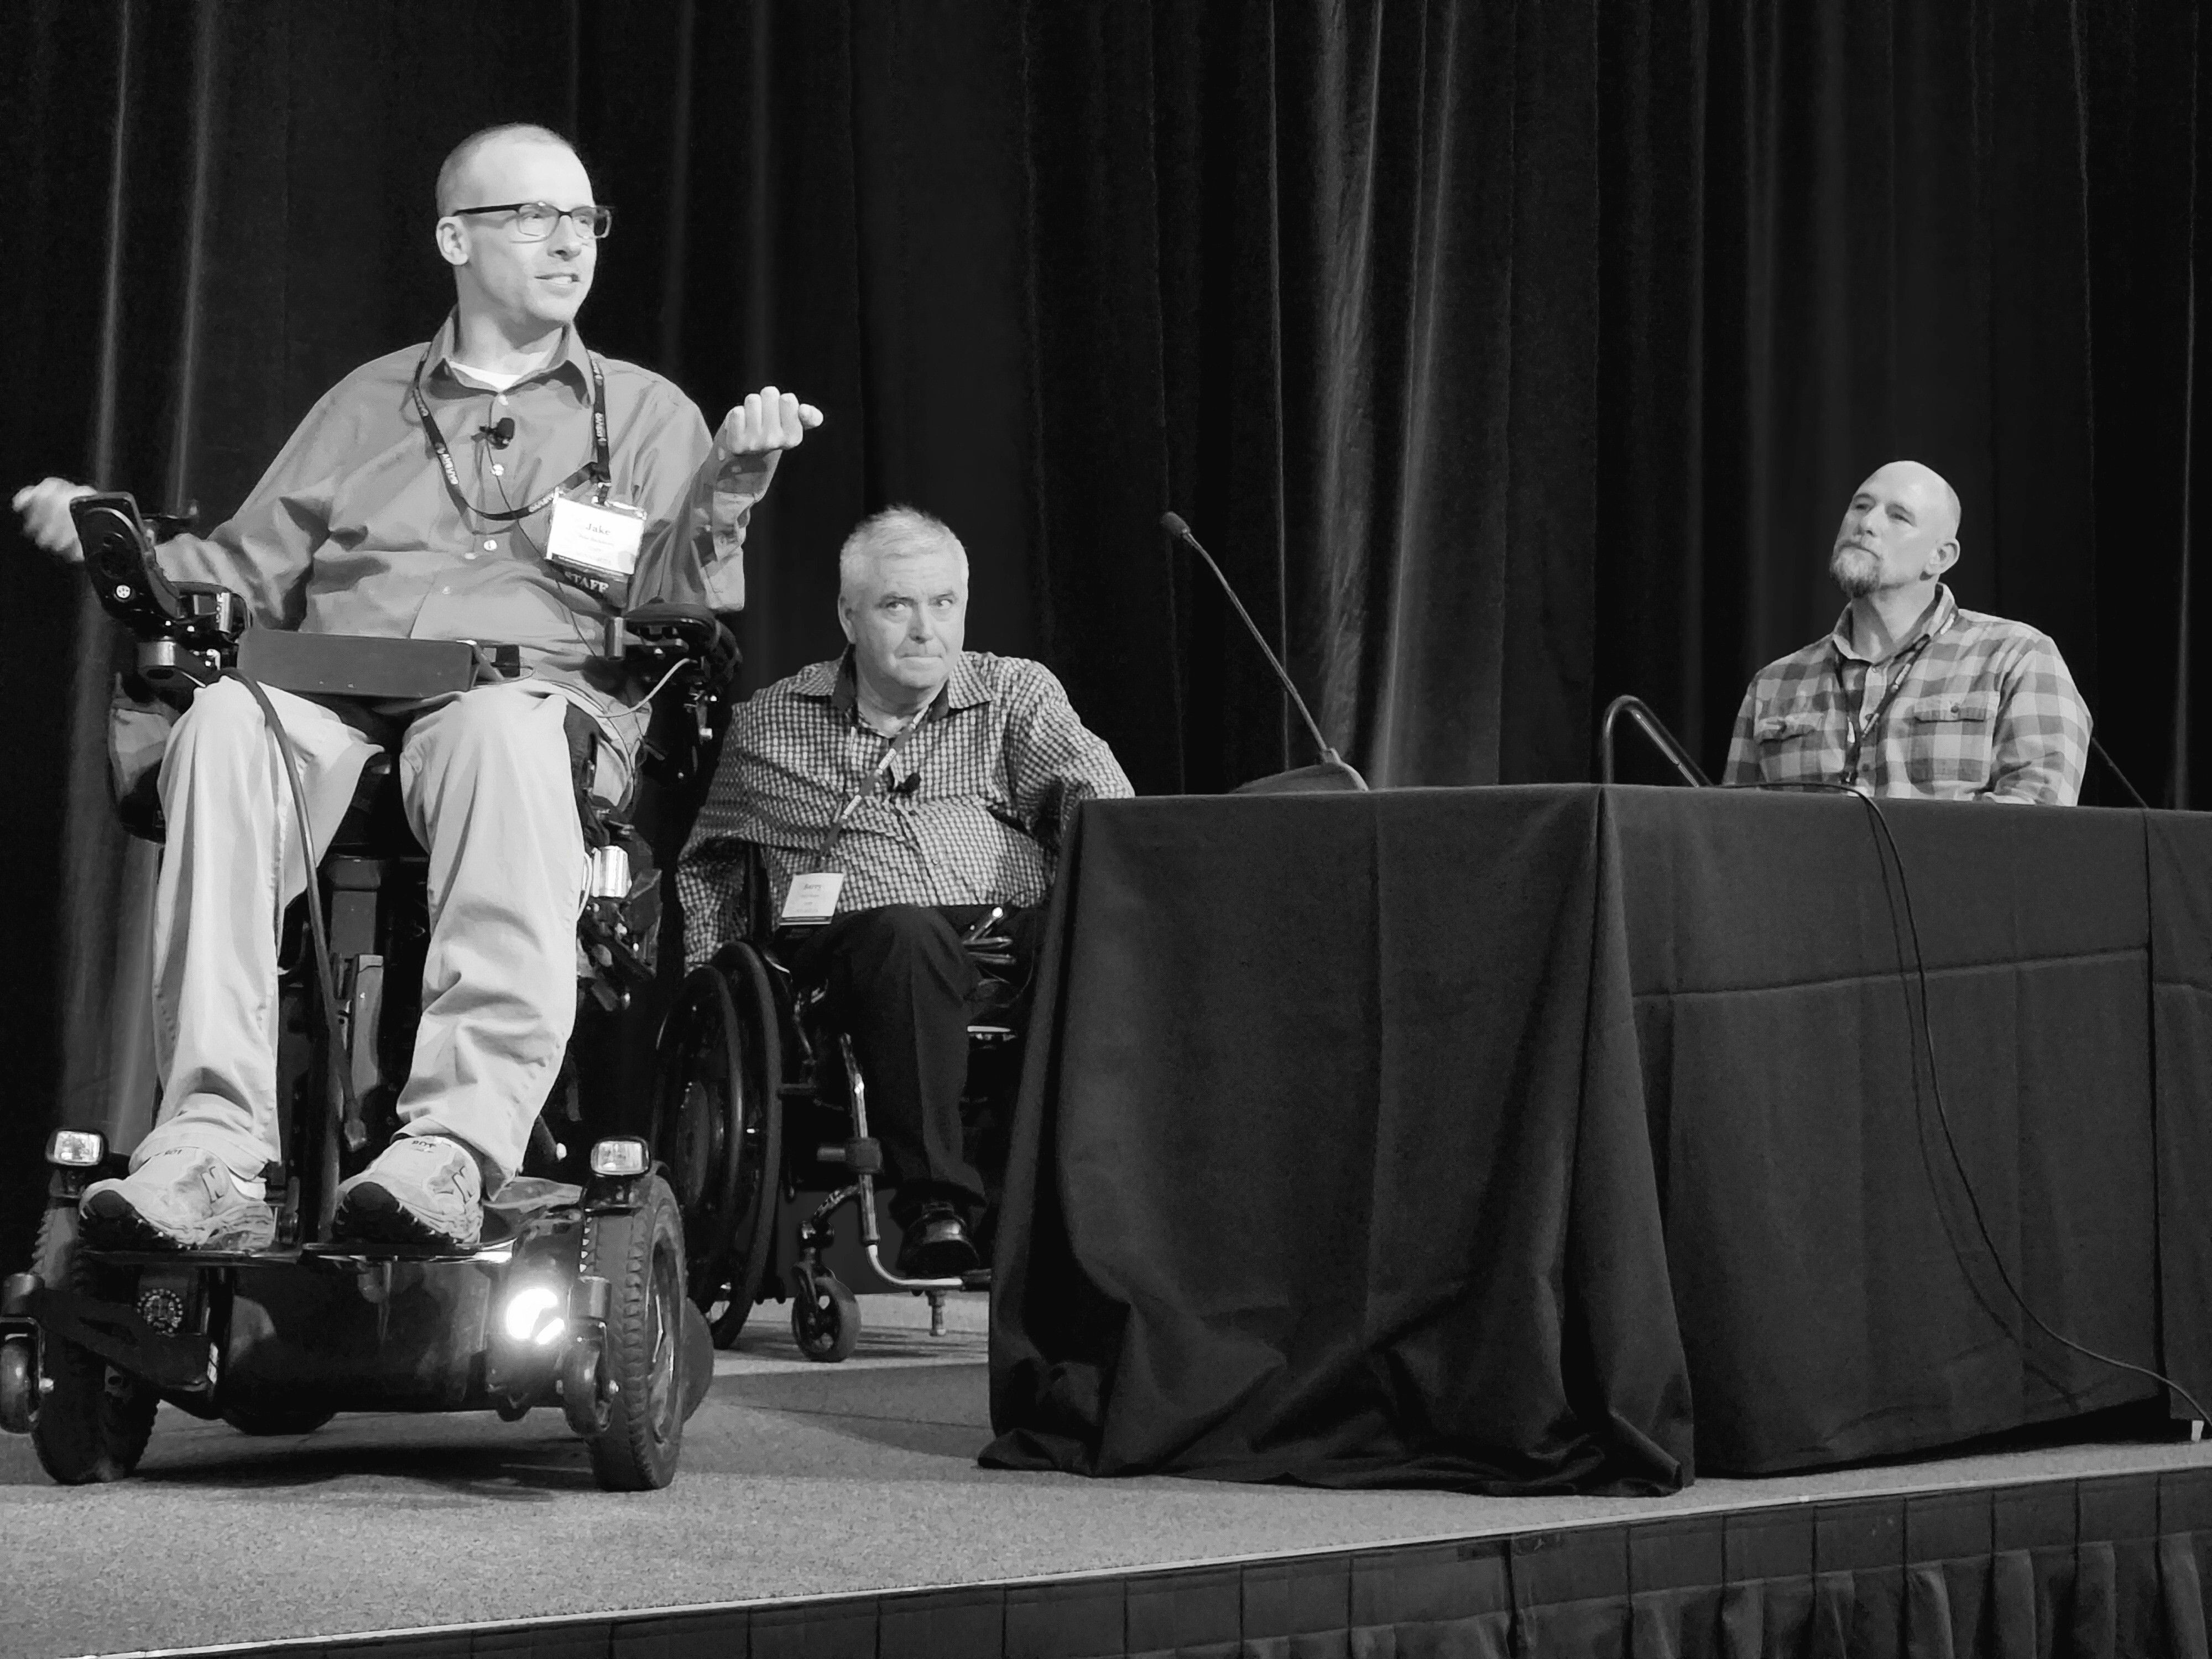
[677,649,1133,965]
[1721,586,2090,804]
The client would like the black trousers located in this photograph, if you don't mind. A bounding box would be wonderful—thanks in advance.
[786,903,1041,1227]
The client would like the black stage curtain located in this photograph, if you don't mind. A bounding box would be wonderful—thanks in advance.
[4,1,2209,1265]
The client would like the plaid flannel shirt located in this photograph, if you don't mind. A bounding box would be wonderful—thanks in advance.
[1721,586,2090,803]
[677,649,1131,966]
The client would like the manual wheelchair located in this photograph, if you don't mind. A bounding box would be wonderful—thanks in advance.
[0,493,732,1489]
[651,854,1024,1363]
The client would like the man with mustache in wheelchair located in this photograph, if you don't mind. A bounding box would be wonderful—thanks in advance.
[677,506,1131,1280]
[12,123,820,1254]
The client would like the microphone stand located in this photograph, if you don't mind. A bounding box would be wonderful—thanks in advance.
[1161,512,1368,793]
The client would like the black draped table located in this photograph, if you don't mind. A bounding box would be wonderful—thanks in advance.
[980,786,2212,1489]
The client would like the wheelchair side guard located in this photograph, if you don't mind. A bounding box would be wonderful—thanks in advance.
[565,709,664,1013]
[8,1275,219,1397]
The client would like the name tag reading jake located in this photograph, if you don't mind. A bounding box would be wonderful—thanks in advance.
[779,871,845,926]
[546,493,646,599]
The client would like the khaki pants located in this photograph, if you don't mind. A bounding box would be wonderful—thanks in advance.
[132,679,620,1190]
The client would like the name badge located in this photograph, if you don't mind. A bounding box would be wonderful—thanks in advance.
[547,493,646,601]
[779,871,845,926]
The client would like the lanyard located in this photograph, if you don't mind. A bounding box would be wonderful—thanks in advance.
[408,332,611,522]
[1841,634,1934,786]
[812,713,929,867]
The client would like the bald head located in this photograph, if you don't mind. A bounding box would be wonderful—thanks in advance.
[1864,460,1960,540]
[431,124,598,344]
[1829,459,1962,600]
[435,123,577,215]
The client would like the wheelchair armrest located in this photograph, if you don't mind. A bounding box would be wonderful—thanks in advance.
[74,492,244,663]
[618,603,740,691]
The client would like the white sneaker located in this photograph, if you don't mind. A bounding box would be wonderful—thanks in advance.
[80,1148,275,1253]
[332,1134,484,1250]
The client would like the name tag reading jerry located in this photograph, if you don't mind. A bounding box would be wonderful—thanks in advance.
[546,493,646,597]
[779,871,845,926]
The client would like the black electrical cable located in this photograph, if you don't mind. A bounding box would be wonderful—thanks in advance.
[233,673,366,1148]
[1736,779,2211,1426]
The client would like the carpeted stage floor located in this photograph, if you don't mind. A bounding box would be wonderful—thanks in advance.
[4,1293,2208,1658]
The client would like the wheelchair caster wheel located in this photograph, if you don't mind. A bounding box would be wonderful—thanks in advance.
[792,1276,859,1363]
[561,1343,611,1437]
[25,1204,155,1483]
[0,1336,34,1435]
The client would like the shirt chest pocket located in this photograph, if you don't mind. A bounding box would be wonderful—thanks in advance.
[1750,705,1829,782]
[1902,692,1996,785]
[1754,709,1822,744]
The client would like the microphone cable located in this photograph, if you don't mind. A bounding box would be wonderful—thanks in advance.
[1736,779,2211,1426]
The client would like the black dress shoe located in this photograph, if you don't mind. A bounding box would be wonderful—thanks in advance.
[895,1202,980,1280]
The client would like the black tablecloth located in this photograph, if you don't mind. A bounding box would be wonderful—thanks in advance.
[1612,787,2210,1472]
[980,786,2212,1488]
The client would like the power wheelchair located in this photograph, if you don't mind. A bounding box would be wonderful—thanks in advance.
[652,853,1024,1363]
[0,494,733,1489]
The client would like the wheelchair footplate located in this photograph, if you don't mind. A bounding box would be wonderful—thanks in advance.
[2,1134,709,1491]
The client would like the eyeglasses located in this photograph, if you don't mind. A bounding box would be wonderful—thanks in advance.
[448,201,613,242]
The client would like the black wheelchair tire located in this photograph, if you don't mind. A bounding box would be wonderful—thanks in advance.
[26,1204,158,1484]
[219,1403,337,1437]
[560,1342,606,1438]
[792,1275,860,1364]
[583,1175,688,1490]
[656,951,781,1348]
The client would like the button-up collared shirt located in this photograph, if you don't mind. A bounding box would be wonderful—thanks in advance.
[1721,585,2090,803]
[153,316,774,729]
[677,649,1133,964]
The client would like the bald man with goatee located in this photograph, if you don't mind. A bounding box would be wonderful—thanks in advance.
[1723,460,2090,803]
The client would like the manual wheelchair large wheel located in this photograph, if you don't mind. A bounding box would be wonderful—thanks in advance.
[653,948,781,1348]
[583,1173,688,1491]
[26,1203,158,1484]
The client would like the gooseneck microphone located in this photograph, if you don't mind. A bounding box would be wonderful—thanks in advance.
[479,416,515,448]
[2088,733,2151,810]
[1161,510,1369,792]
[1599,695,1710,787]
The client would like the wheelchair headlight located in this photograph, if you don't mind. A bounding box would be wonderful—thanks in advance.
[588,1138,649,1177]
[501,1283,566,1347]
[46,1130,106,1169]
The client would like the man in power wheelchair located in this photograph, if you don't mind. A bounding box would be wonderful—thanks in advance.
[2,121,819,1486]
[665,507,1130,1359]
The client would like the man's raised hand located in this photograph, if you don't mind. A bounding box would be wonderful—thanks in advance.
[717,387,823,456]
[11,477,95,562]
